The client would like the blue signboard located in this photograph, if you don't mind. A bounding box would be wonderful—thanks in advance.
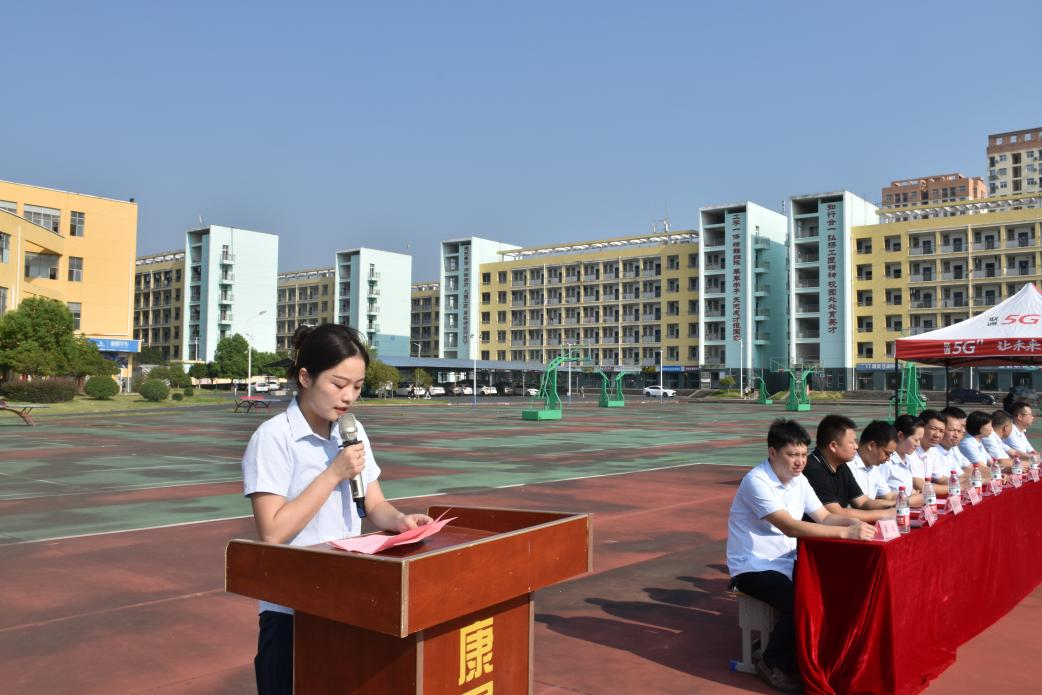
[660,365,684,373]
[89,338,141,353]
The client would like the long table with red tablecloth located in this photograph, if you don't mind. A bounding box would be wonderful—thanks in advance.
[795,480,1042,695]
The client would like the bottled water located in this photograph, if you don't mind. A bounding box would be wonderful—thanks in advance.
[1030,453,1039,471]
[896,486,910,535]
[948,469,961,499]
[971,464,983,493]
[1013,456,1024,476]
[991,460,1003,491]
[923,478,937,510]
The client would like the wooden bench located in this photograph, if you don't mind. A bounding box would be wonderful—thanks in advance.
[234,396,273,413]
[0,401,49,426]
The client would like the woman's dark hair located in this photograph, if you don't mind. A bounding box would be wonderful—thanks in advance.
[893,414,923,438]
[289,324,370,387]
[966,410,991,437]
[767,418,811,451]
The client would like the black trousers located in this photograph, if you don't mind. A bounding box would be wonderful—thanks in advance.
[256,611,294,695]
[732,570,797,673]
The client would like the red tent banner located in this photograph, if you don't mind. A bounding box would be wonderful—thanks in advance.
[895,284,1042,366]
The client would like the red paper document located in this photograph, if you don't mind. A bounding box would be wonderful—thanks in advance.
[329,511,456,554]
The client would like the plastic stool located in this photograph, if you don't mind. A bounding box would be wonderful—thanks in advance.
[728,591,776,675]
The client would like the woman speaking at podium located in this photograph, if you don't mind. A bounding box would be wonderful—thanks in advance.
[241,324,432,694]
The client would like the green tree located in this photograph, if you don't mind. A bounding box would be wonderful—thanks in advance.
[411,368,433,390]
[251,349,285,379]
[63,336,118,388]
[137,346,166,364]
[0,298,75,376]
[365,358,400,396]
[212,334,249,378]
[188,362,214,379]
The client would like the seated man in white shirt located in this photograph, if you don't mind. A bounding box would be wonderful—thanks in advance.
[727,419,875,693]
[847,420,899,502]
[878,414,928,498]
[958,410,1000,482]
[1003,401,1037,458]
[983,409,1017,470]
[934,406,972,484]
[917,409,951,494]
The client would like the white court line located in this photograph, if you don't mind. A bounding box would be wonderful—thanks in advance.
[5,463,750,545]
[0,478,246,501]
[496,483,525,488]
[0,471,75,489]
[164,455,241,463]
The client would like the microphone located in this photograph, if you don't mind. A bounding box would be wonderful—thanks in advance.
[337,413,367,518]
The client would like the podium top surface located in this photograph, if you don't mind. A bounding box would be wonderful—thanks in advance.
[226,506,592,637]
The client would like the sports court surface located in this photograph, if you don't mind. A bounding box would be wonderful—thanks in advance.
[2,398,1040,693]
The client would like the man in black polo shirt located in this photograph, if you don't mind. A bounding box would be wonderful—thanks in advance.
[803,414,897,522]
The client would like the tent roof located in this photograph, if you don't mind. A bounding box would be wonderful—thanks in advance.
[895,283,1042,366]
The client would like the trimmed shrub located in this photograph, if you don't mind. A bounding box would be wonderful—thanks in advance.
[0,378,77,403]
[138,379,170,402]
[84,376,120,400]
[171,392,184,401]
[183,387,194,397]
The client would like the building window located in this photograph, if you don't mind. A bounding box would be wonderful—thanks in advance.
[0,232,9,263]
[25,252,60,279]
[0,200,15,215]
[0,286,7,316]
[68,302,82,330]
[23,204,61,233]
[70,211,85,237]
[68,256,84,282]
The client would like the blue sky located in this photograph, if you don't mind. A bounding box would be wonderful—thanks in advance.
[6,0,1041,280]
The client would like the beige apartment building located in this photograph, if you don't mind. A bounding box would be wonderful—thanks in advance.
[478,232,700,371]
[988,127,1042,197]
[410,282,440,357]
[851,192,1042,390]
[881,173,986,210]
[133,251,185,362]
[276,268,336,353]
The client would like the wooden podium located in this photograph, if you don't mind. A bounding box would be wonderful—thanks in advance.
[226,506,592,694]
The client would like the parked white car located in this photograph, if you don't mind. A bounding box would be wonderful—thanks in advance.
[643,385,676,398]
[460,385,474,395]
[252,382,270,393]
[479,385,498,396]
[427,385,445,397]
[525,387,539,397]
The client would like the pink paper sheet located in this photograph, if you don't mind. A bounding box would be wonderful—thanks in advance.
[329,512,456,554]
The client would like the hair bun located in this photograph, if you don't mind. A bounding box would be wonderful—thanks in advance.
[291,324,315,351]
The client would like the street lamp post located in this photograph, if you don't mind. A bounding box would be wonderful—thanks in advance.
[658,349,663,401]
[246,309,268,397]
[471,333,477,407]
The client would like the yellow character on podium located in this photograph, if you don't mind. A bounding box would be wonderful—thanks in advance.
[458,617,494,686]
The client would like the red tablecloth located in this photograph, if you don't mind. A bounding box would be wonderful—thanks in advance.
[795,481,1042,695]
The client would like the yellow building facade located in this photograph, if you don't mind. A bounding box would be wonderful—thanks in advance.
[851,193,1042,389]
[478,232,700,372]
[276,268,336,353]
[0,180,138,372]
[134,251,185,362]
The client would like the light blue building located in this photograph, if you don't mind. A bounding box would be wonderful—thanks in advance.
[787,191,878,389]
[698,202,788,383]
[183,225,278,362]
[335,248,412,357]
[439,237,519,359]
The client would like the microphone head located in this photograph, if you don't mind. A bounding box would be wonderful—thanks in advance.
[337,413,358,443]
